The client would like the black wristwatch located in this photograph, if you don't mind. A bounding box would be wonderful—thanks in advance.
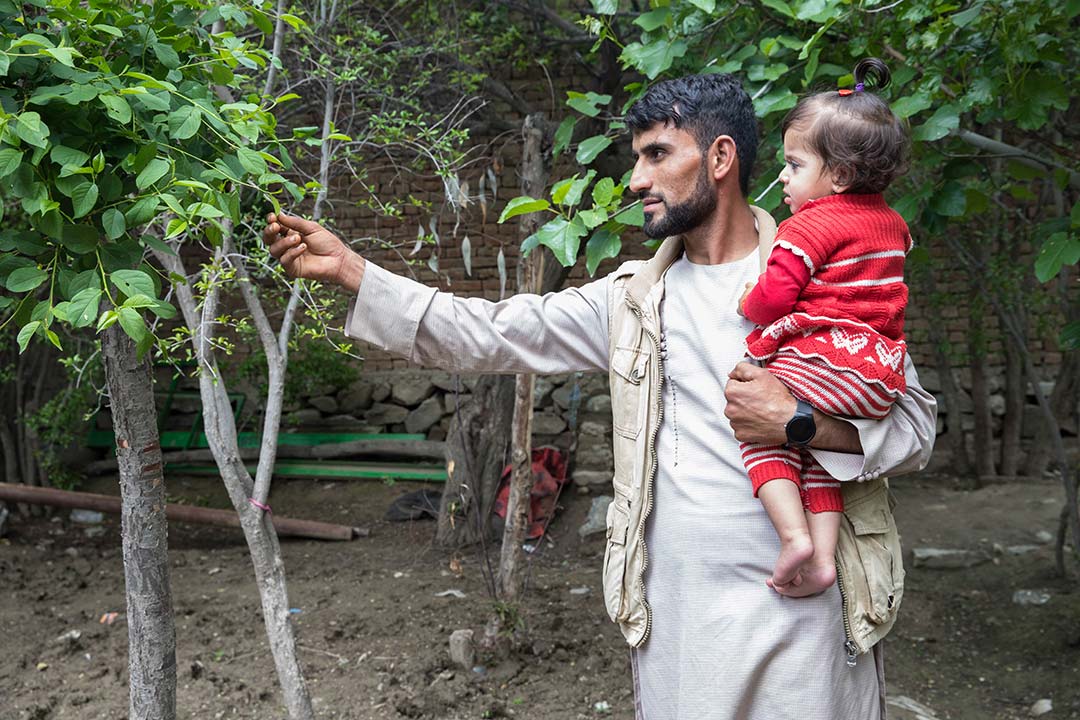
[785,398,816,447]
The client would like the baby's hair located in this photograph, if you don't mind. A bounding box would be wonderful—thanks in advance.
[781,58,909,194]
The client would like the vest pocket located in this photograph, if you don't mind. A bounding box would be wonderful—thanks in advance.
[610,345,647,439]
[838,486,905,629]
[602,499,630,623]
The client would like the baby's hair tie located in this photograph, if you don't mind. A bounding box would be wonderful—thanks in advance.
[838,83,866,97]
[855,82,866,92]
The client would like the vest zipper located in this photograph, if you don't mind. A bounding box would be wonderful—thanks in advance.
[835,561,858,667]
[626,295,663,648]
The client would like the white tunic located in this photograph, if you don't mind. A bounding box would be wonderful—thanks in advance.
[632,252,881,720]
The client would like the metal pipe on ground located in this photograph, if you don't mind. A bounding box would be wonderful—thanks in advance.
[0,482,365,541]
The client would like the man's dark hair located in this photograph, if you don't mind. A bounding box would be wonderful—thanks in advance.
[625,73,758,196]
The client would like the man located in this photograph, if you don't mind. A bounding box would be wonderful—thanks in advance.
[264,73,936,719]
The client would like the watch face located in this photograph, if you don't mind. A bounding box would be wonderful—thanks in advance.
[787,416,815,445]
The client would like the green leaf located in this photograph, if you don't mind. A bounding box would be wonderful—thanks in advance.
[911,105,959,142]
[61,223,100,254]
[140,233,178,257]
[125,196,160,227]
[592,177,616,207]
[67,287,102,328]
[68,269,102,297]
[165,219,188,238]
[586,227,622,276]
[168,105,202,140]
[110,269,156,300]
[1035,232,1080,283]
[634,8,671,32]
[590,0,617,13]
[576,135,613,166]
[117,306,148,345]
[237,147,268,176]
[136,159,170,190]
[553,117,577,157]
[620,39,689,80]
[499,197,551,223]
[152,42,180,69]
[7,266,48,292]
[563,170,596,208]
[102,208,126,240]
[578,207,608,230]
[753,87,798,117]
[0,148,22,178]
[929,181,967,217]
[1060,320,1080,351]
[760,0,794,17]
[99,94,132,124]
[566,91,612,118]
[281,13,306,29]
[50,145,89,169]
[891,94,933,119]
[42,46,79,67]
[17,321,41,353]
[14,112,49,149]
[951,3,983,27]
[70,182,99,219]
[526,216,588,267]
[613,201,645,227]
[687,0,716,11]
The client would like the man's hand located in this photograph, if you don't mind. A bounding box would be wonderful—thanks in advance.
[737,281,755,317]
[724,361,796,445]
[262,213,365,293]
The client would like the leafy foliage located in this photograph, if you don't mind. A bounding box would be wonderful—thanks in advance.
[0,0,302,355]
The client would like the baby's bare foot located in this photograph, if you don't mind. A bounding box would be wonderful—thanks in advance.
[766,533,814,591]
[772,561,836,598]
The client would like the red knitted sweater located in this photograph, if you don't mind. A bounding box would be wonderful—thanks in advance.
[744,193,911,394]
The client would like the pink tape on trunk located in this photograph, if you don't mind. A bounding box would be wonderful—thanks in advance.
[248,498,272,514]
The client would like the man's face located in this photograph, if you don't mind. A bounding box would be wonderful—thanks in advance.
[628,123,717,239]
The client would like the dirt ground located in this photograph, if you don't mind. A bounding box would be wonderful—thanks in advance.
[2,470,1079,720]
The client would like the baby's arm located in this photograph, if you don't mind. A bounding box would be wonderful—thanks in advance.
[741,246,811,326]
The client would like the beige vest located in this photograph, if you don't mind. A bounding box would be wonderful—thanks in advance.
[601,206,906,659]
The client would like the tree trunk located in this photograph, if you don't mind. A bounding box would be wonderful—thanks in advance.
[496,113,551,609]
[968,272,995,485]
[438,375,516,548]
[919,265,971,475]
[101,324,176,720]
[999,330,1024,477]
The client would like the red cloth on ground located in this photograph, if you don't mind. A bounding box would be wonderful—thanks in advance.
[743,193,912,394]
[492,446,569,540]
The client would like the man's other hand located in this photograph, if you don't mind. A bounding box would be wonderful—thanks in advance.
[263,213,364,293]
[724,361,796,445]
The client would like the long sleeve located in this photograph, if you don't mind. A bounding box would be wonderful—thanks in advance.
[345,260,611,374]
[742,246,811,326]
[809,353,938,481]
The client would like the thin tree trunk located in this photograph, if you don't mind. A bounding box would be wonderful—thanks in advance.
[438,375,516,548]
[497,113,550,608]
[153,243,314,720]
[999,326,1024,477]
[101,323,176,720]
[968,270,995,485]
[920,265,972,475]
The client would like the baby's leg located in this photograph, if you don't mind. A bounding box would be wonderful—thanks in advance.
[742,443,811,590]
[756,477,813,591]
[773,456,840,597]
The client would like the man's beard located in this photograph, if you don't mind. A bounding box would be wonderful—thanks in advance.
[641,165,717,239]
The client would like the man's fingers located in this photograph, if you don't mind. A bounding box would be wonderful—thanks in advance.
[268,232,302,260]
[279,243,307,268]
[728,361,763,381]
[276,212,322,235]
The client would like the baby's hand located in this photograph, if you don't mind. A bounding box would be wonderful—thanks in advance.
[737,281,755,317]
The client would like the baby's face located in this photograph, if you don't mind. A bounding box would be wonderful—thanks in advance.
[778,129,836,213]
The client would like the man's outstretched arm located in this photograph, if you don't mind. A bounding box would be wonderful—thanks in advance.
[263,213,611,375]
[724,359,937,482]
